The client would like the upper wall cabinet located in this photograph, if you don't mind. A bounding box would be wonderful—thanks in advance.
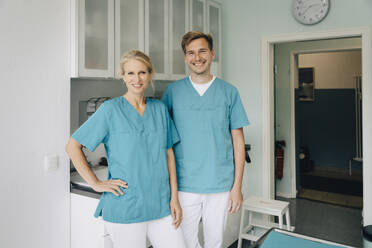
[207,1,221,77]
[72,0,115,78]
[170,0,189,80]
[145,0,169,80]
[115,0,145,78]
[190,0,206,33]
[71,0,221,79]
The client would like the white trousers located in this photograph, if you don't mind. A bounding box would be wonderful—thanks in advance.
[178,191,230,248]
[104,215,186,248]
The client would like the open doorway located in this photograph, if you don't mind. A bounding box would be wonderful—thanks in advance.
[271,38,365,247]
[270,36,364,199]
[274,45,363,204]
[260,29,371,247]
[294,50,363,208]
[260,28,372,214]
[274,43,363,206]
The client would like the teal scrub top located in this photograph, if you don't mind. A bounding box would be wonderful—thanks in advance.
[72,97,179,224]
[162,77,249,193]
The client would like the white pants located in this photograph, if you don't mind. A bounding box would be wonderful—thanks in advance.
[104,215,186,248]
[178,191,230,248]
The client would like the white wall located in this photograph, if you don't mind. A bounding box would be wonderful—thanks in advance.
[299,50,362,89]
[0,1,70,248]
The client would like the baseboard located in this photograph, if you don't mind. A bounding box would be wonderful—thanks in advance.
[276,191,296,198]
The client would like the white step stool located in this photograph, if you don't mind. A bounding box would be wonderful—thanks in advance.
[237,196,293,248]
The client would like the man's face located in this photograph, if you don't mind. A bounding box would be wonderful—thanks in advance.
[184,38,215,76]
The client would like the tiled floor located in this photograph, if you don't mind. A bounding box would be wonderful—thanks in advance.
[230,197,363,248]
[303,166,362,182]
[300,166,363,198]
[298,188,363,208]
[285,197,363,247]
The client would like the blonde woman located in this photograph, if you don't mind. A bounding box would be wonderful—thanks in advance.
[66,50,186,248]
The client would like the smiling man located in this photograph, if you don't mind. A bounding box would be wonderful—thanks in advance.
[162,31,249,248]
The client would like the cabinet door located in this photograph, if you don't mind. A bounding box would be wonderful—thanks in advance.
[78,0,115,77]
[169,0,189,80]
[190,0,206,32]
[115,0,145,78]
[71,193,112,248]
[145,0,169,80]
[207,0,221,77]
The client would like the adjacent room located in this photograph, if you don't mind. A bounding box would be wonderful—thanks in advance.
[274,38,364,247]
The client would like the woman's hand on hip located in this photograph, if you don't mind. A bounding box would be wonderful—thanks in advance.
[170,198,183,229]
[91,179,128,196]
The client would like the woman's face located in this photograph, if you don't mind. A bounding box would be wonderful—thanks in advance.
[122,59,151,96]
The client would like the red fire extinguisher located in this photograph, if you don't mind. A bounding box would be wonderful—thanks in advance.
[275,140,286,179]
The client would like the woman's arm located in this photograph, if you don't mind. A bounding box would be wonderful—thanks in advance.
[66,137,127,196]
[166,147,182,228]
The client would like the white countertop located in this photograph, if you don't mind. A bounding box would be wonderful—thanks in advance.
[70,166,108,188]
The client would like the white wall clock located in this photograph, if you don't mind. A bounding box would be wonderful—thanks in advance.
[292,0,330,25]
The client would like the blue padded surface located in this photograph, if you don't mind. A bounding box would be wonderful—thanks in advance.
[261,230,343,248]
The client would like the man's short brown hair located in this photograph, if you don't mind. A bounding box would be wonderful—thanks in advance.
[181,31,213,54]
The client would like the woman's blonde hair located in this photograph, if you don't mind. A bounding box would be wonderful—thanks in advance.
[118,50,155,76]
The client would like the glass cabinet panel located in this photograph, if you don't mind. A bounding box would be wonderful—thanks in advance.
[119,0,140,54]
[84,0,109,70]
[192,0,204,32]
[148,0,165,74]
[115,0,144,78]
[172,0,187,75]
[209,4,219,62]
[75,0,220,79]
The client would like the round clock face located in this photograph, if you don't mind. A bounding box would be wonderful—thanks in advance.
[292,0,330,25]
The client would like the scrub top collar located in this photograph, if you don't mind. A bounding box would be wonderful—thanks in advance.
[186,76,217,98]
[121,96,149,119]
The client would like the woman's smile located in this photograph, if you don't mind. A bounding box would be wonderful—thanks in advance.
[122,59,151,96]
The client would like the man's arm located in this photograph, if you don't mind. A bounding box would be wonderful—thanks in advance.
[228,127,246,214]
